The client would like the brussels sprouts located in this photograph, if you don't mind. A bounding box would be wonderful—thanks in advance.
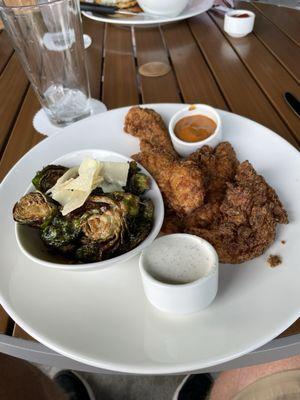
[13,192,57,227]
[40,216,81,252]
[75,240,100,263]
[141,199,154,222]
[13,160,155,263]
[32,165,67,193]
[131,173,151,195]
[111,192,140,217]
[80,208,124,242]
[125,161,151,195]
[119,198,154,253]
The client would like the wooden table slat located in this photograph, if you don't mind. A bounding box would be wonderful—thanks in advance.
[0,31,14,75]
[102,25,139,109]
[238,2,300,84]
[162,21,228,109]
[189,13,299,149]
[82,17,105,100]
[13,324,35,341]
[134,27,181,103]
[279,319,300,338]
[253,3,300,47]
[0,53,28,154]
[210,11,300,146]
[0,86,43,182]
[0,305,10,334]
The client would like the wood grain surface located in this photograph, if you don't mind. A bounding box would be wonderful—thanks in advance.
[0,31,13,75]
[0,6,299,345]
[252,3,300,47]
[82,17,105,100]
[237,2,300,84]
[102,25,139,109]
[162,22,228,109]
[0,54,28,153]
[0,306,10,334]
[211,10,300,145]
[13,325,35,341]
[189,13,299,148]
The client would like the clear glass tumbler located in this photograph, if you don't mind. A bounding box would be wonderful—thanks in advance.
[0,0,91,126]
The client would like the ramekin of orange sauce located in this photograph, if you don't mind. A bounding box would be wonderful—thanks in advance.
[168,104,222,157]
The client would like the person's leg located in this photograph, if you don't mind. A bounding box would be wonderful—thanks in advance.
[0,352,68,400]
[209,354,300,400]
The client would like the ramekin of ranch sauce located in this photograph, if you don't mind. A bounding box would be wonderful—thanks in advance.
[139,234,219,314]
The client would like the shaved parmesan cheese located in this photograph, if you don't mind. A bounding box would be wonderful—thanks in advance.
[48,158,130,216]
[47,167,79,194]
[100,181,123,193]
[102,162,130,187]
[49,158,103,216]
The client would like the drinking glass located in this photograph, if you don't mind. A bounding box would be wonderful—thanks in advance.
[0,0,91,126]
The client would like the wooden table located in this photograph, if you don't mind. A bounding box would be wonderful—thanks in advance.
[0,3,300,373]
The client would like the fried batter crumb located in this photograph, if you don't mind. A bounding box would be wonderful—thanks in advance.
[267,254,282,268]
[281,240,286,245]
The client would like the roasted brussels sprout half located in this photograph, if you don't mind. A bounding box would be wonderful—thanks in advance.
[80,208,124,242]
[32,165,67,193]
[111,192,140,217]
[13,192,57,227]
[125,161,151,195]
[78,195,127,259]
[75,240,101,263]
[40,216,81,253]
[119,198,154,254]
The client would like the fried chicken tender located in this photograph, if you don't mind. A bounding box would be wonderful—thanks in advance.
[185,142,239,228]
[186,161,288,264]
[124,107,178,157]
[132,148,205,215]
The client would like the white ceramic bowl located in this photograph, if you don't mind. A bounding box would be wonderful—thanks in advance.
[168,104,222,157]
[139,234,219,314]
[137,0,189,17]
[15,149,164,271]
[224,9,255,38]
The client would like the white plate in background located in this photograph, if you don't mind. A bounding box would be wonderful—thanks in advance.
[82,0,214,26]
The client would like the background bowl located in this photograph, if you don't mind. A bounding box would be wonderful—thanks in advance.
[15,149,164,271]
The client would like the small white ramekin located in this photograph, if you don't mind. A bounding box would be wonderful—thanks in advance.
[139,234,219,315]
[224,10,255,38]
[168,104,222,157]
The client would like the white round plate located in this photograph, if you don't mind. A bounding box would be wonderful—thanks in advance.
[0,104,299,374]
[16,149,164,271]
[82,0,214,26]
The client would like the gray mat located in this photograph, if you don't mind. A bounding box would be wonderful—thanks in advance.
[80,373,185,400]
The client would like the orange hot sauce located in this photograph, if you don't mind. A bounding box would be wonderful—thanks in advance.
[174,115,217,143]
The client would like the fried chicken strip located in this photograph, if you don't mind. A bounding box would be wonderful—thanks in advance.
[133,148,205,215]
[185,142,239,228]
[124,107,178,157]
[186,161,288,264]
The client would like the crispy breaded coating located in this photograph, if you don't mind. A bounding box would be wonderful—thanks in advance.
[186,161,288,264]
[133,149,205,215]
[124,107,178,157]
[124,107,288,264]
[185,142,239,228]
[188,142,239,201]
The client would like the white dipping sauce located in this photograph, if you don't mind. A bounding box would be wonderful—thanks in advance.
[143,235,216,285]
